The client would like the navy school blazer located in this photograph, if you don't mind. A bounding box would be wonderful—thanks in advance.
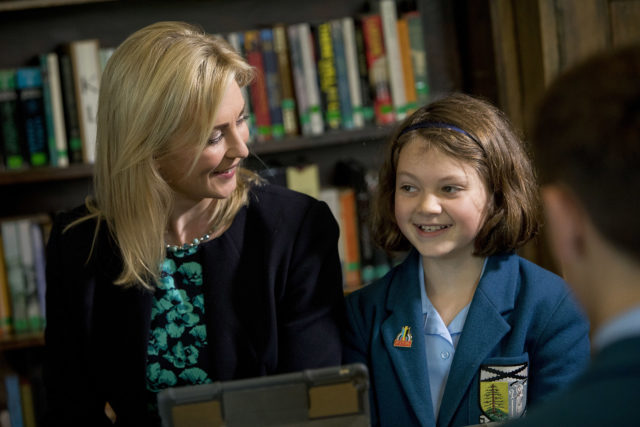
[43,184,346,426]
[344,250,590,427]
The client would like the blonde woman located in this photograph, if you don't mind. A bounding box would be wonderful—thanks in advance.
[44,21,344,425]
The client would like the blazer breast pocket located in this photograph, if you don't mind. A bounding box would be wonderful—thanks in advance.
[478,354,529,424]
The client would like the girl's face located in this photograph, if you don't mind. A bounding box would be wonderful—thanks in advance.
[394,140,489,262]
[157,81,249,203]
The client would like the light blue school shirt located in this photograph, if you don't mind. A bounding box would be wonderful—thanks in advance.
[592,305,640,352]
[418,259,487,418]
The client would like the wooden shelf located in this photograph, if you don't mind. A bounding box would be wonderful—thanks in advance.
[0,332,45,351]
[0,163,93,186]
[0,0,114,12]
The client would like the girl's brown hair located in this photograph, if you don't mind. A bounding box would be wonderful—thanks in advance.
[372,93,541,256]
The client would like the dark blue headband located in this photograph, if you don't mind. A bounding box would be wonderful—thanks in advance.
[398,122,482,147]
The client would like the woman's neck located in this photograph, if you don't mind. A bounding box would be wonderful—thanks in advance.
[166,198,217,246]
[422,254,485,325]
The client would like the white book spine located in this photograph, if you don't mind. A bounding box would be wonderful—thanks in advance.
[46,53,69,167]
[380,0,407,120]
[287,25,311,136]
[342,17,365,129]
[298,23,325,135]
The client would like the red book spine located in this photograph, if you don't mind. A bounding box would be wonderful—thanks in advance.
[244,30,272,142]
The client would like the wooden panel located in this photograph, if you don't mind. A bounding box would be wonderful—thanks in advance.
[609,0,640,46]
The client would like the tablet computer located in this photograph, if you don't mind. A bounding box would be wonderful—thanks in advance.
[157,363,370,427]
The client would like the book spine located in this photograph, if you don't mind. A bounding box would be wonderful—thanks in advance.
[69,39,102,164]
[405,11,430,105]
[16,67,49,167]
[20,379,36,427]
[287,25,312,136]
[318,187,345,271]
[227,32,257,144]
[30,221,47,322]
[397,16,418,114]
[314,22,341,131]
[0,237,13,336]
[260,29,285,139]
[360,14,395,125]
[354,21,375,125]
[341,17,365,129]
[331,20,354,130]
[244,30,272,142]
[273,24,299,137]
[380,0,407,120]
[5,374,24,427]
[1,221,28,334]
[58,52,84,164]
[16,219,43,332]
[297,23,325,135]
[339,188,362,291]
[0,69,27,170]
[40,53,69,167]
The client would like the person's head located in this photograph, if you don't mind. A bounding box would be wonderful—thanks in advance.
[372,93,541,259]
[92,21,257,287]
[532,45,640,319]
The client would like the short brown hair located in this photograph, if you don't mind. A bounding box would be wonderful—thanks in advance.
[533,45,640,259]
[372,93,541,256]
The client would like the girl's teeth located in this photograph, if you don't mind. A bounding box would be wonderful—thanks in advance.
[418,225,448,232]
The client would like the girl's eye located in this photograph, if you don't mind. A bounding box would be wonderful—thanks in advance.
[399,184,416,193]
[442,185,461,194]
[208,129,223,145]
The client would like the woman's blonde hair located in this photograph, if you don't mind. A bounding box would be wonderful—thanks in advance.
[78,21,258,289]
[372,93,541,256]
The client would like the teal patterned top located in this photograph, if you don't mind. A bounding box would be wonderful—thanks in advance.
[146,245,212,414]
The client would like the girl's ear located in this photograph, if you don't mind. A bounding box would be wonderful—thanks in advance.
[541,185,587,266]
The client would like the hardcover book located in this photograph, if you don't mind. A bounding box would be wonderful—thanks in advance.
[16,67,49,167]
[39,52,69,167]
[0,69,27,170]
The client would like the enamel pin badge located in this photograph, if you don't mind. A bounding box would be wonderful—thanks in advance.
[393,326,413,348]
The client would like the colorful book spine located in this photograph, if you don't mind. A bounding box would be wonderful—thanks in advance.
[315,22,341,131]
[16,219,43,332]
[298,23,325,135]
[341,17,365,129]
[405,11,430,105]
[0,237,12,336]
[273,24,299,136]
[40,52,69,167]
[360,14,395,125]
[331,19,355,130]
[339,188,362,291]
[16,67,49,167]
[287,24,312,136]
[69,39,102,164]
[1,220,28,334]
[260,29,285,139]
[0,69,27,170]
[354,21,375,125]
[58,52,84,164]
[5,374,24,427]
[397,16,418,114]
[227,32,256,144]
[244,30,272,142]
[380,0,407,120]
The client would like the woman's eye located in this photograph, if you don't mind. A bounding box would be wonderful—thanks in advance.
[237,114,249,126]
[208,130,223,145]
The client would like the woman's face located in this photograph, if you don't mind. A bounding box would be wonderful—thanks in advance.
[157,81,249,203]
[394,140,489,262]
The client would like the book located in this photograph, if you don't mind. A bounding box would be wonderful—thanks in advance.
[272,24,299,137]
[68,38,102,164]
[339,188,362,290]
[0,69,27,170]
[39,52,69,167]
[360,14,395,125]
[341,17,365,129]
[285,164,320,199]
[5,374,24,427]
[354,21,376,125]
[380,0,408,120]
[30,221,47,322]
[1,220,28,334]
[0,237,12,336]
[16,219,44,332]
[260,28,285,139]
[287,24,311,136]
[244,30,272,142]
[58,51,84,164]
[98,46,116,71]
[397,16,418,114]
[318,187,345,269]
[331,19,355,130]
[290,23,324,135]
[20,379,36,427]
[405,11,430,106]
[314,22,341,130]
[15,67,49,167]
[227,32,256,144]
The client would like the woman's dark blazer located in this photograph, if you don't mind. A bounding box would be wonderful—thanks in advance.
[43,183,345,426]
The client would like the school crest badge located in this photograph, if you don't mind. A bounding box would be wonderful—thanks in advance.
[479,362,528,423]
[393,326,413,348]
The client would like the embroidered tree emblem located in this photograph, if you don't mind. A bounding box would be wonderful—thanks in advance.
[481,383,508,421]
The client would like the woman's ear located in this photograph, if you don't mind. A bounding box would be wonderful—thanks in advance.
[541,185,587,266]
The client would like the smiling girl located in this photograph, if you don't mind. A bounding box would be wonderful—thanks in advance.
[43,22,345,426]
[343,93,590,426]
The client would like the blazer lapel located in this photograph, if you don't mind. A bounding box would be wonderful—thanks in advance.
[437,254,516,427]
[381,251,434,426]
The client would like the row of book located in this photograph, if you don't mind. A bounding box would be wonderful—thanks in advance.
[2,374,43,427]
[0,0,429,170]
[261,161,393,290]
[0,217,50,338]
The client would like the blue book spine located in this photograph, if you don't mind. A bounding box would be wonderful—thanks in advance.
[5,374,24,427]
[16,67,48,167]
[260,29,284,139]
[331,20,354,130]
